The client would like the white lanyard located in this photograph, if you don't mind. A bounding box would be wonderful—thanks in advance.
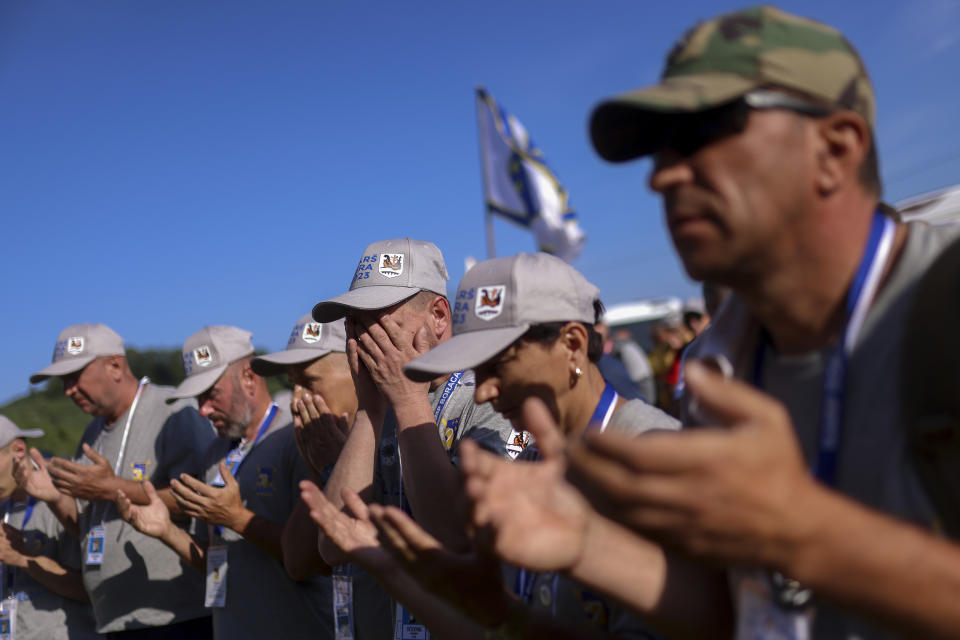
[111,377,150,475]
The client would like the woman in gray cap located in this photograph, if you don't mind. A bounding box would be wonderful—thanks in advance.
[358,252,679,639]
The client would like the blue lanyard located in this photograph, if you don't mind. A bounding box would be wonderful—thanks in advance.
[432,371,463,425]
[753,211,894,486]
[212,404,278,538]
[515,383,619,604]
[587,382,618,432]
[514,567,536,603]
[2,498,36,529]
[224,403,279,478]
[3,497,37,597]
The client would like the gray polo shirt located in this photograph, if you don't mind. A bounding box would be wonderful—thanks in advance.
[75,383,214,633]
[3,498,99,640]
[198,407,333,639]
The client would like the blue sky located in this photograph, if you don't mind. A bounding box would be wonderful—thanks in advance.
[2,0,959,404]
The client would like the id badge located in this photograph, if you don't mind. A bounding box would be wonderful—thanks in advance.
[0,598,16,640]
[204,545,228,608]
[86,525,106,566]
[394,603,429,640]
[734,570,813,640]
[332,566,354,640]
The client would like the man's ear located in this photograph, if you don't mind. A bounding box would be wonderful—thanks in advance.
[104,355,126,382]
[429,295,451,340]
[10,439,26,459]
[238,361,259,396]
[813,111,871,196]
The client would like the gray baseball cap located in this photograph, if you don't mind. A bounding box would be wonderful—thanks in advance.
[30,323,126,384]
[0,415,44,449]
[404,253,600,379]
[312,238,449,323]
[251,315,347,377]
[168,326,255,402]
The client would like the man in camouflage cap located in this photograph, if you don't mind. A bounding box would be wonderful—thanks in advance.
[460,6,960,639]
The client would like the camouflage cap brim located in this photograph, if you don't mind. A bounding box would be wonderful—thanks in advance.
[590,5,875,164]
[590,73,756,163]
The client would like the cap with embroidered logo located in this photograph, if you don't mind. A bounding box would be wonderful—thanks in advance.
[30,323,126,384]
[312,238,449,323]
[404,252,599,379]
[251,315,347,377]
[168,326,255,402]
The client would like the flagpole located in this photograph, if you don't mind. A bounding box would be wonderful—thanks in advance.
[475,86,496,259]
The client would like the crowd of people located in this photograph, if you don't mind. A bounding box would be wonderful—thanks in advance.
[2,5,959,639]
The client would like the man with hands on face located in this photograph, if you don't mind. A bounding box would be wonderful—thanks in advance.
[248,314,358,580]
[118,325,335,639]
[308,237,515,639]
[24,323,213,638]
[0,415,99,640]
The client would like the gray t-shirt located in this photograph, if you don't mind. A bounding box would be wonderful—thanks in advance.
[355,370,514,639]
[683,221,959,639]
[198,406,333,639]
[3,498,99,640]
[514,398,677,639]
[74,382,214,633]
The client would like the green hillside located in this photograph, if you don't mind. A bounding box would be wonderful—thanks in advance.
[1,348,289,457]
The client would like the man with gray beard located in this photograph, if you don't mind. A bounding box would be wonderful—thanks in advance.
[118,325,332,639]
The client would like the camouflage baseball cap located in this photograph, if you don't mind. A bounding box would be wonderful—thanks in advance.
[590,5,874,162]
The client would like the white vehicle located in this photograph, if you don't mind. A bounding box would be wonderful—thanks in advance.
[602,296,683,350]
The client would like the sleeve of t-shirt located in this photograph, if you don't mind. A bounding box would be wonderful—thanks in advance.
[153,404,217,484]
[72,420,102,461]
[34,503,82,572]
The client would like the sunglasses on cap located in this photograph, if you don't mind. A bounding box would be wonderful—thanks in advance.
[654,89,834,158]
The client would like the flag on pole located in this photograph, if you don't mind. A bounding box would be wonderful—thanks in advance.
[476,87,585,263]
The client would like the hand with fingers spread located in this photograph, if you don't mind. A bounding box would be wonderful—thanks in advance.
[48,443,118,501]
[352,314,431,411]
[170,462,248,531]
[462,397,593,574]
[14,448,62,503]
[117,481,172,540]
[300,480,391,573]
[368,503,515,628]
[291,385,349,478]
[567,360,818,568]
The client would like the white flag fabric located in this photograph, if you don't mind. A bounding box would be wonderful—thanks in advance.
[476,87,585,263]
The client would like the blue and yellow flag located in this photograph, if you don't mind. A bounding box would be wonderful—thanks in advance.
[476,87,585,263]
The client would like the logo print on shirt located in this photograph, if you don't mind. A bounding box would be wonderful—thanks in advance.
[130,461,151,481]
